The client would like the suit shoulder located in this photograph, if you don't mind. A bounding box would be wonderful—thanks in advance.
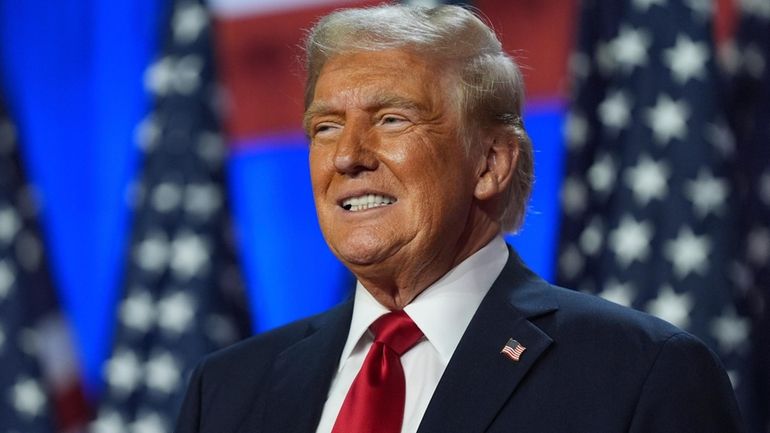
[199,305,345,378]
[207,318,309,369]
[545,284,692,346]
[534,285,738,412]
[174,304,352,433]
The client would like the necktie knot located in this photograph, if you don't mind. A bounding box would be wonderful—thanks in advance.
[370,310,423,356]
[331,310,422,433]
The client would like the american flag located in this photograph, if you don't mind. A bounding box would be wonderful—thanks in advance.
[724,1,770,430]
[90,0,252,431]
[500,339,526,362]
[556,0,764,431]
[0,96,91,432]
[0,92,56,433]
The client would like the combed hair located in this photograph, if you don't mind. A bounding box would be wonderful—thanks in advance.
[303,4,534,231]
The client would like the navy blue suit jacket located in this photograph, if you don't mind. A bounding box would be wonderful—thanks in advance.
[175,250,745,432]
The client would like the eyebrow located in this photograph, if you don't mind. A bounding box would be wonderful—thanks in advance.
[303,94,427,132]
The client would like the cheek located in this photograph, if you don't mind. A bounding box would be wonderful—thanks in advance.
[421,157,476,209]
[308,148,331,192]
[386,144,410,166]
[407,144,469,190]
[404,159,470,219]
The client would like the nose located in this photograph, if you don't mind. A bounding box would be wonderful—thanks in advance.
[333,119,378,175]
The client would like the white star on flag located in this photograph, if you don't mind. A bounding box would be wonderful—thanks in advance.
[0,259,15,300]
[173,3,209,44]
[632,0,667,11]
[559,245,585,281]
[684,0,713,17]
[742,0,770,19]
[130,412,168,433]
[196,131,226,166]
[157,291,196,335]
[185,183,223,217]
[134,114,161,152]
[646,285,693,328]
[594,41,615,76]
[90,409,126,433]
[565,111,589,149]
[0,206,21,244]
[170,231,210,279]
[144,55,204,96]
[609,215,654,267]
[664,34,709,84]
[645,94,690,144]
[742,43,766,79]
[705,121,736,156]
[134,231,170,273]
[144,56,176,96]
[119,290,156,333]
[598,279,635,307]
[664,227,710,278]
[151,181,183,213]
[560,177,588,216]
[145,352,182,394]
[610,26,652,72]
[710,308,750,354]
[624,155,670,205]
[172,54,204,95]
[587,154,616,194]
[10,377,47,418]
[598,90,632,132]
[746,226,770,266]
[579,217,604,256]
[104,350,143,395]
[569,52,591,80]
[684,169,728,218]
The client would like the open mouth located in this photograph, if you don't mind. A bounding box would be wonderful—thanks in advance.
[341,194,397,212]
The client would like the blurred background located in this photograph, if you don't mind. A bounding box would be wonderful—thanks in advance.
[0,0,767,432]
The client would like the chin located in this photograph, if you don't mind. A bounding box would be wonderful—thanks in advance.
[331,233,399,268]
[334,245,386,267]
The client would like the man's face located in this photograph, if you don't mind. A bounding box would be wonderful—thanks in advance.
[306,49,483,280]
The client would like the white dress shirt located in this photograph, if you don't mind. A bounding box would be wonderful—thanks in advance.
[315,236,509,433]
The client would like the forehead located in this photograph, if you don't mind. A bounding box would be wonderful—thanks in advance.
[310,49,451,111]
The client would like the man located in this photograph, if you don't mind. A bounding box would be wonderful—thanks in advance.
[175,5,744,433]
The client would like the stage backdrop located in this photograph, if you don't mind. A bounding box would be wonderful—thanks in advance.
[0,0,573,394]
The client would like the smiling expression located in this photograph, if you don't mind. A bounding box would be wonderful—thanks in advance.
[306,49,495,294]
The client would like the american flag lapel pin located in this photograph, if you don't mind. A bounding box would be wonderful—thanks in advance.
[500,338,526,362]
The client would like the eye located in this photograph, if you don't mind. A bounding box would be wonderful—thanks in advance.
[378,115,408,127]
[313,122,340,137]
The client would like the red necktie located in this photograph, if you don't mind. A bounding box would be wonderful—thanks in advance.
[331,311,424,433]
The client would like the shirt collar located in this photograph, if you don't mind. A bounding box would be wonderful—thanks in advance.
[338,236,509,370]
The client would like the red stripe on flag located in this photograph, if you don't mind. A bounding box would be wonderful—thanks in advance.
[475,0,577,99]
[213,0,381,143]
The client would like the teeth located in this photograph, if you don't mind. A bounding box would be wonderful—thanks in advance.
[342,194,396,212]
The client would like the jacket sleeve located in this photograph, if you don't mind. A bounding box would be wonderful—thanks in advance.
[174,361,205,433]
[628,332,746,433]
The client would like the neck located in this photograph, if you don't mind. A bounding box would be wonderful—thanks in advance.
[356,227,500,310]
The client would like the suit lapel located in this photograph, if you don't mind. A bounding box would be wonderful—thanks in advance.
[417,252,558,433]
[259,301,353,433]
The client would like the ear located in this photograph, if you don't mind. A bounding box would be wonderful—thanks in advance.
[474,127,518,201]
